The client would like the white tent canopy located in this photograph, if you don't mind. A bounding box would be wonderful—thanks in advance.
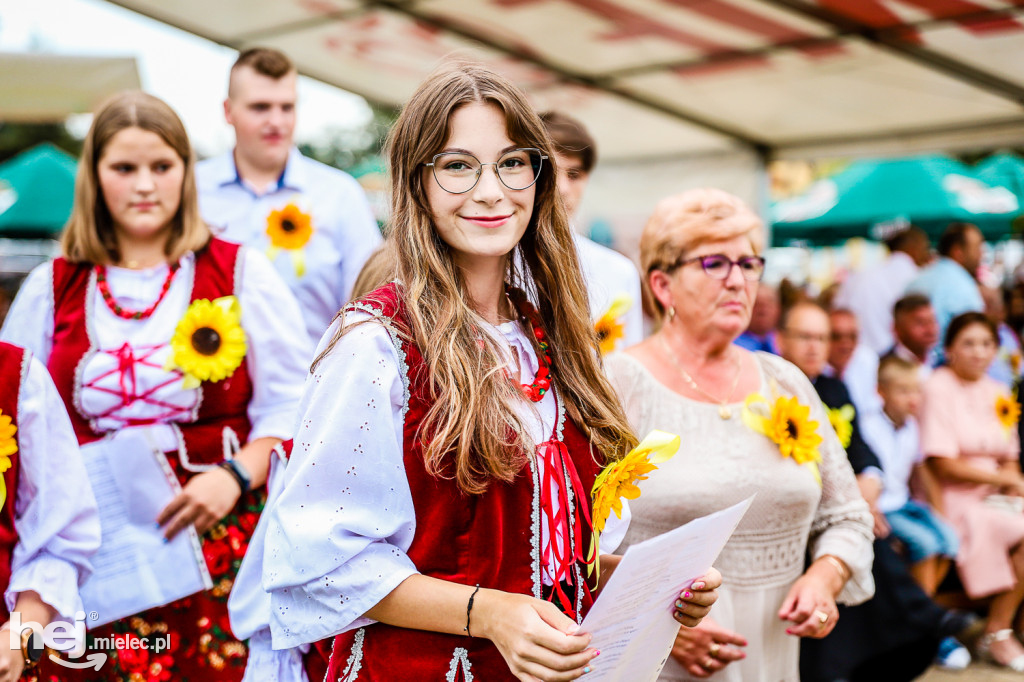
[101,0,1024,162]
[0,53,141,122]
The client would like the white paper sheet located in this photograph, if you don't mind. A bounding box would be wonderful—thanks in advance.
[581,496,754,682]
[79,430,213,626]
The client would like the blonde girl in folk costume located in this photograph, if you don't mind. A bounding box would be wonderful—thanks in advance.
[261,62,721,681]
[0,92,310,680]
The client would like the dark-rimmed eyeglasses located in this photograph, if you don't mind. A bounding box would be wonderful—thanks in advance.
[668,254,765,281]
[424,148,547,194]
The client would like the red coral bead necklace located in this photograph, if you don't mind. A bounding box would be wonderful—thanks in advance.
[507,288,553,402]
[95,262,181,321]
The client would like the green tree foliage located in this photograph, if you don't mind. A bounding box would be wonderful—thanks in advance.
[0,122,82,164]
[297,106,396,174]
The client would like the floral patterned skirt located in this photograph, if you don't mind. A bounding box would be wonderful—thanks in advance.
[36,451,265,682]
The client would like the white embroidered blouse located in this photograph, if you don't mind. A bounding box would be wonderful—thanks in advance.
[5,353,100,621]
[0,249,312,455]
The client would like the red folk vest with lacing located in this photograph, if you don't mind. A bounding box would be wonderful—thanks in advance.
[47,238,253,461]
[0,342,26,622]
[326,283,603,681]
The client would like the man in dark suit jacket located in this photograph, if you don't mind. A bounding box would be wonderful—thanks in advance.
[779,302,977,682]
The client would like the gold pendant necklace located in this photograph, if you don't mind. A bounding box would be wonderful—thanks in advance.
[658,334,742,420]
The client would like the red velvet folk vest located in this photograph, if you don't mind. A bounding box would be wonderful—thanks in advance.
[327,284,603,681]
[48,239,253,463]
[0,342,26,622]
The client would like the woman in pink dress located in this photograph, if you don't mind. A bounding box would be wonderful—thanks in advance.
[923,311,1024,671]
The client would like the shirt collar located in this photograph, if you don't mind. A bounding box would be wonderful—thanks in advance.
[277,147,308,191]
[880,408,913,432]
[205,151,239,188]
[214,147,307,194]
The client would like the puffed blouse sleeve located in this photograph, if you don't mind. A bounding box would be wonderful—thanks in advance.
[263,311,417,650]
[6,354,101,620]
[759,353,875,605]
[0,263,54,362]
[238,249,314,441]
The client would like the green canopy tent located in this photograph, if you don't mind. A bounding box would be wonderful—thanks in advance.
[0,143,78,239]
[770,155,1021,247]
[977,153,1024,204]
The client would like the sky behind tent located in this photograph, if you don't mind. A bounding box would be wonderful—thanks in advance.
[0,0,372,157]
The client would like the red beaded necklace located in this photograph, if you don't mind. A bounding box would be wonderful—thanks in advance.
[508,289,553,402]
[95,262,180,321]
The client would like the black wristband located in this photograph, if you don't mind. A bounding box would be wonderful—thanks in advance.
[219,459,251,494]
[464,584,481,637]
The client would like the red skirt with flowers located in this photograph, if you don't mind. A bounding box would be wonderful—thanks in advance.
[35,452,264,682]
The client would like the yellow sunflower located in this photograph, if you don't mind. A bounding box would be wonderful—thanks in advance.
[594,294,632,355]
[826,404,855,450]
[166,296,247,389]
[266,203,314,277]
[266,203,313,251]
[589,430,680,576]
[743,391,822,483]
[0,410,17,508]
[996,393,1020,432]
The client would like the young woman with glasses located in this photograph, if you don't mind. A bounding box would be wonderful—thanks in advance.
[257,62,721,681]
[604,188,874,682]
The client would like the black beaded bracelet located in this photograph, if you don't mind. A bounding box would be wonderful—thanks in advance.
[465,584,481,637]
[219,459,251,494]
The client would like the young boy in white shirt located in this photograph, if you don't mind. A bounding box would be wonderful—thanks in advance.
[861,354,959,595]
[861,354,968,668]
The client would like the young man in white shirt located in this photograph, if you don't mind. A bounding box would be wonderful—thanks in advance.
[835,225,930,354]
[539,111,643,353]
[196,48,381,343]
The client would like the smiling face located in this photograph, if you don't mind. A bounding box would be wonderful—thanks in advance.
[424,102,535,273]
[97,126,185,251]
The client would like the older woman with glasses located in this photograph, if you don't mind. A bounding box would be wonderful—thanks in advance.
[605,188,874,682]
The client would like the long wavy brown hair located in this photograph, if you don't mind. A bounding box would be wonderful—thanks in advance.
[316,61,637,494]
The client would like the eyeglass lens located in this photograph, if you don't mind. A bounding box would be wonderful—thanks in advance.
[700,255,765,281]
[431,149,543,194]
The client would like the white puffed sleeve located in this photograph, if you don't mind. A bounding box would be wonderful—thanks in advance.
[0,264,54,362]
[239,249,314,441]
[6,355,100,620]
[264,313,417,650]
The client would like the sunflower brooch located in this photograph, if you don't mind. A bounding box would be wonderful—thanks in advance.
[594,294,632,355]
[0,410,16,508]
[743,389,823,485]
[996,392,1020,438]
[165,296,247,389]
[589,429,680,577]
[826,404,855,450]
[266,202,314,277]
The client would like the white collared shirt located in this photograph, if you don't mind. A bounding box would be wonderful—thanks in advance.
[574,234,644,351]
[859,409,921,513]
[835,252,919,355]
[196,148,383,342]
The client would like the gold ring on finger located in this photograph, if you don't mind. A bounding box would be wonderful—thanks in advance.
[709,642,721,658]
[814,610,829,626]
[702,658,715,669]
